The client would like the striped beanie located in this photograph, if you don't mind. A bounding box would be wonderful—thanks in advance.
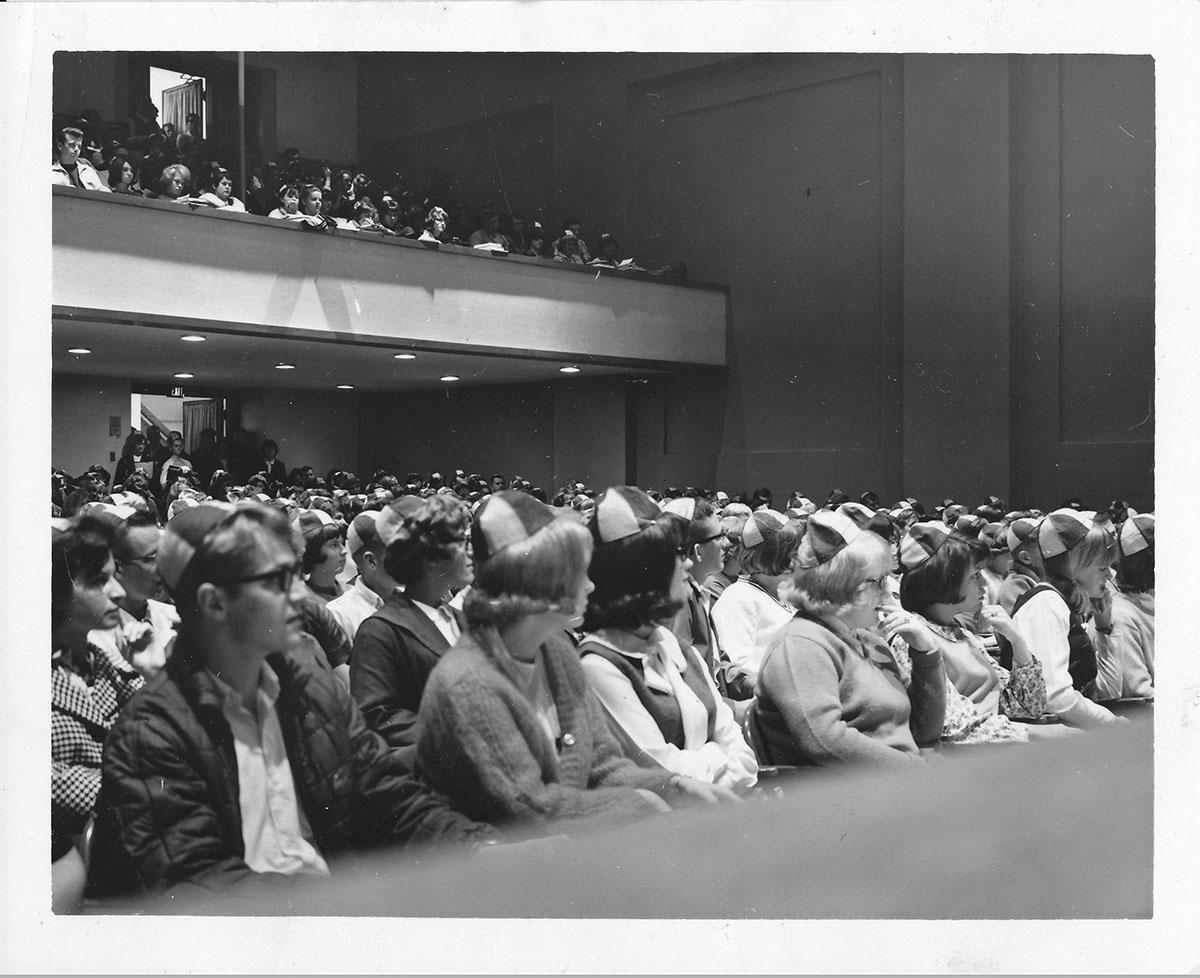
[158,500,239,592]
[592,486,661,543]
[661,497,698,521]
[1005,517,1040,554]
[471,490,557,563]
[296,507,338,542]
[1037,508,1100,559]
[953,513,988,539]
[1118,513,1154,558]
[346,509,384,557]
[742,508,787,549]
[795,509,863,569]
[898,521,953,572]
[375,494,426,547]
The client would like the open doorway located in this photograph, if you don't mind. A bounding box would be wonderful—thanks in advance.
[134,391,225,456]
[149,65,206,151]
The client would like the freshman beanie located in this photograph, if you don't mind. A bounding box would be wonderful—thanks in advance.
[592,486,661,543]
[375,494,426,547]
[158,501,239,592]
[1118,513,1154,558]
[1037,508,1100,559]
[898,521,953,572]
[471,490,557,564]
[742,508,787,549]
[795,509,862,569]
[1005,517,1041,554]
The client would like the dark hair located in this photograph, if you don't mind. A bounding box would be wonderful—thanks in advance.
[107,156,133,187]
[382,495,470,585]
[681,497,718,545]
[583,513,687,631]
[899,533,990,614]
[1116,546,1154,593]
[750,486,773,509]
[52,515,116,625]
[261,439,278,454]
[301,523,344,573]
[207,166,232,192]
[111,510,159,563]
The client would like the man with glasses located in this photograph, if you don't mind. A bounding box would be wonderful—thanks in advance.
[89,501,498,906]
[102,511,178,679]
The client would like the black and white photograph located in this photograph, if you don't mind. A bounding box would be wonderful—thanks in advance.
[2,1,1198,973]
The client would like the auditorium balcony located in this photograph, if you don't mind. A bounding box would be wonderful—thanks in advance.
[51,185,728,486]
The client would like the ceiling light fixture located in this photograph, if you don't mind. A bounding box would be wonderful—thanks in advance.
[67,347,91,354]
[275,363,296,370]
[440,375,460,382]
[559,366,581,374]
[393,353,417,360]
[180,335,206,342]
[337,384,354,390]
[173,372,194,379]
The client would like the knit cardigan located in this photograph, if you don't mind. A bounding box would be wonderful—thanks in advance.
[415,627,677,831]
[751,611,946,767]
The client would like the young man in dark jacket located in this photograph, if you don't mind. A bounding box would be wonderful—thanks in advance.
[89,501,498,909]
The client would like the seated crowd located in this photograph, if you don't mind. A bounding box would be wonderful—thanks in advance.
[51,111,686,277]
[50,427,1155,910]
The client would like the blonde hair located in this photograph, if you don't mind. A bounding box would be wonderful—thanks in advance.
[789,531,892,616]
[1042,523,1115,615]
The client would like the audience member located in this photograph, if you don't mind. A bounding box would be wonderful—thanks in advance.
[1092,514,1154,700]
[52,127,111,191]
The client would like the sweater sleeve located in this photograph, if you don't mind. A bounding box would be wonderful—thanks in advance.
[758,634,923,766]
[416,668,667,827]
[906,648,947,746]
[1014,590,1115,727]
[580,654,753,787]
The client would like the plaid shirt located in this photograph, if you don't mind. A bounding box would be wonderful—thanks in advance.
[52,643,144,833]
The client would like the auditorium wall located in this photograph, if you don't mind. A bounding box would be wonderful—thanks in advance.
[357,52,1155,510]
[236,386,363,479]
[52,373,131,476]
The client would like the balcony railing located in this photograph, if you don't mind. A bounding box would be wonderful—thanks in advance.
[52,186,727,370]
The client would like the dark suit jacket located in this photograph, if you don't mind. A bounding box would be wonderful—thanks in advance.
[350,590,465,751]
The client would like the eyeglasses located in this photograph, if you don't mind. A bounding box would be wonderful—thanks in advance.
[694,533,724,546]
[216,560,301,593]
[861,575,890,593]
[121,553,157,568]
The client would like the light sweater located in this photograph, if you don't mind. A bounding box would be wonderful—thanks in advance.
[1090,590,1154,700]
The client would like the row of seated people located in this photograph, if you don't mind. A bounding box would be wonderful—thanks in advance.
[51,122,684,274]
[51,469,1154,910]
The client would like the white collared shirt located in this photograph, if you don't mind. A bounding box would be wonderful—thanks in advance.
[209,662,331,879]
[410,596,461,646]
[325,577,385,642]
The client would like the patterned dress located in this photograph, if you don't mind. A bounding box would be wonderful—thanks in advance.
[887,619,1046,746]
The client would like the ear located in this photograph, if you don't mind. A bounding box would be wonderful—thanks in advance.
[195,582,229,621]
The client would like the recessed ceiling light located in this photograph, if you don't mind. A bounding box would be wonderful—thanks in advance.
[337,384,354,390]
[440,375,460,382]
[68,347,91,354]
[559,366,581,374]
[275,363,296,370]
[393,353,417,360]
[174,372,194,379]
[180,335,206,342]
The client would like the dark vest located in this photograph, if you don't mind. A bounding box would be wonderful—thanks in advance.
[579,639,717,748]
[1012,583,1097,691]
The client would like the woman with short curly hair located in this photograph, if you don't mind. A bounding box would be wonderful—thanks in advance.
[350,494,472,752]
[578,487,757,791]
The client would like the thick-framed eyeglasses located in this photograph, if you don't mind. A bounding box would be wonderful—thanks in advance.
[216,560,301,593]
[694,533,725,546]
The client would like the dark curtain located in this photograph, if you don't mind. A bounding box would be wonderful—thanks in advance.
[182,399,222,454]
